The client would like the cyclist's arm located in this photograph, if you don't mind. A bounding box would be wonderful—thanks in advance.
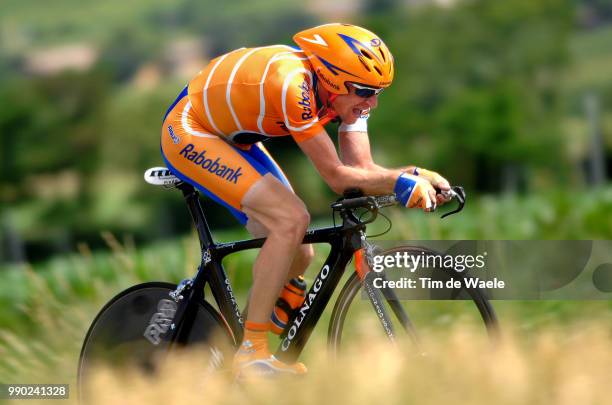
[338,129,417,174]
[277,71,413,195]
[298,130,402,195]
[338,130,376,169]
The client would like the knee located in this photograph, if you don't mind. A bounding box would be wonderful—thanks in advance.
[293,208,311,233]
[297,244,315,266]
[274,205,310,242]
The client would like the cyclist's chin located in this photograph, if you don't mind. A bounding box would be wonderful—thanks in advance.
[339,109,362,124]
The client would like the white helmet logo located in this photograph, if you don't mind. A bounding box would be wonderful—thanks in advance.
[300,34,328,47]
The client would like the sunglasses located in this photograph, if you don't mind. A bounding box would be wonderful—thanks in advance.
[350,83,384,98]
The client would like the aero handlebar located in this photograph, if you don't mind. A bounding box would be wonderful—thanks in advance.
[331,186,466,219]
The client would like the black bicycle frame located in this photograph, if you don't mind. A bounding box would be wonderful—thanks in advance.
[175,182,365,363]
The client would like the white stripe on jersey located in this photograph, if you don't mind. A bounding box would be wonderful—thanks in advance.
[182,101,216,138]
[226,47,268,131]
[258,49,307,135]
[203,48,244,135]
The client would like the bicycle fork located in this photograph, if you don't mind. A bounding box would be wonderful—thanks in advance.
[354,234,420,347]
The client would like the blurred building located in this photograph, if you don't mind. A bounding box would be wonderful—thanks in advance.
[306,0,365,19]
[23,44,98,76]
[132,37,209,90]
[164,37,209,80]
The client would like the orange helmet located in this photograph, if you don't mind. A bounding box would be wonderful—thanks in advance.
[293,23,394,95]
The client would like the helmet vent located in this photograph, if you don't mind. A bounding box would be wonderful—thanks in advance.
[378,48,386,62]
[374,66,382,76]
[358,55,371,72]
[360,49,373,60]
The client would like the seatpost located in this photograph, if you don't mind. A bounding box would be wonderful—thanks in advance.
[178,183,216,250]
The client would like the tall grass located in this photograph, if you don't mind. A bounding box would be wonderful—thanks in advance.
[1,190,612,402]
[78,322,612,405]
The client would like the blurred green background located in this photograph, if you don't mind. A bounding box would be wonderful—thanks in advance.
[1,0,612,265]
[1,0,612,390]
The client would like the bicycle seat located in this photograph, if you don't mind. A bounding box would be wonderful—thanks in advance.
[144,167,182,187]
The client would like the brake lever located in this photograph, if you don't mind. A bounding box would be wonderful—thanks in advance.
[440,186,466,219]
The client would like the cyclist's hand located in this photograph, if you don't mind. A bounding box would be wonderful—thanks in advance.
[394,173,437,212]
[412,167,451,206]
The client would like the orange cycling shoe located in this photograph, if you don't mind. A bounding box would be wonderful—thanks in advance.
[270,276,307,335]
[233,321,307,379]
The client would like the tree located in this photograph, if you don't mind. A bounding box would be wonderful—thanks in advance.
[364,0,573,191]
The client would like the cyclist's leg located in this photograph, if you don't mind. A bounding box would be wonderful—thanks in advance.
[235,178,309,376]
[241,143,312,335]
[247,221,313,280]
[243,142,314,281]
[239,177,310,322]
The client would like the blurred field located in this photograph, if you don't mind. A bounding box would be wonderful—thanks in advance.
[6,321,612,405]
[82,322,612,405]
[1,191,612,402]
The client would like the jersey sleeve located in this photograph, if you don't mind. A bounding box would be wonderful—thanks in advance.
[279,71,325,143]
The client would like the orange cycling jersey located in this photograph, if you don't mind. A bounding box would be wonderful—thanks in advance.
[187,45,334,144]
[160,45,336,225]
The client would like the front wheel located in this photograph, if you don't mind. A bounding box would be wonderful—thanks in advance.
[78,282,235,403]
[328,246,499,356]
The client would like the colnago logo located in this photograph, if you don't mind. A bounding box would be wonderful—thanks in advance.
[298,80,313,120]
[225,279,242,322]
[281,265,330,351]
[180,144,243,184]
[202,249,212,265]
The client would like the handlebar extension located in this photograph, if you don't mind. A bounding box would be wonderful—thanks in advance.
[332,186,466,218]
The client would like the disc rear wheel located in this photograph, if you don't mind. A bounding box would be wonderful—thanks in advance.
[78,282,234,403]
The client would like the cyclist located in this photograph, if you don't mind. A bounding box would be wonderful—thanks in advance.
[160,23,451,378]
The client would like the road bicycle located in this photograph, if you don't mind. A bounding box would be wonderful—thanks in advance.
[78,167,498,399]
